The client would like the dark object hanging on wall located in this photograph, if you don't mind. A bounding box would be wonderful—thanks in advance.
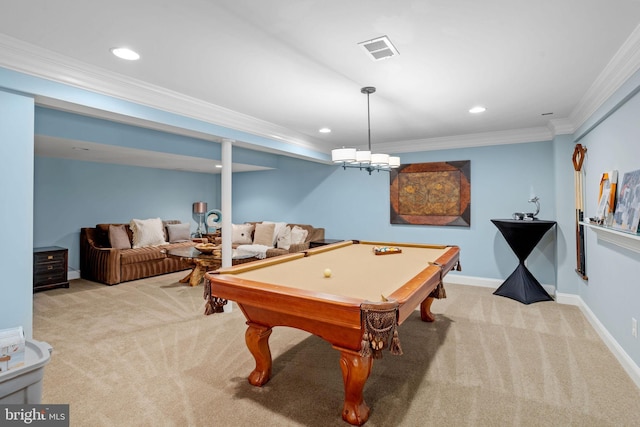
[390,161,470,226]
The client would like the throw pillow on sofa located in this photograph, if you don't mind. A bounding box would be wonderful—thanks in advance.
[253,222,276,247]
[108,224,131,249]
[262,221,288,246]
[130,218,167,248]
[166,223,191,243]
[276,226,292,250]
[232,223,254,244]
[291,225,308,245]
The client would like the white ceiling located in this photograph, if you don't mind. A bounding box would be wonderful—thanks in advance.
[2,0,640,172]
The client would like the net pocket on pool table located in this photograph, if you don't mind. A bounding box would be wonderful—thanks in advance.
[359,300,402,359]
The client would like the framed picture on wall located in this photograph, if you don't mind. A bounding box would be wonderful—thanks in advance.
[612,169,640,234]
[389,160,471,226]
[595,170,617,221]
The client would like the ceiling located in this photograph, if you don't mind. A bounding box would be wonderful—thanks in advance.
[2,0,640,172]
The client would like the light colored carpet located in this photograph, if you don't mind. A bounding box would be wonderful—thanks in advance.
[33,273,640,426]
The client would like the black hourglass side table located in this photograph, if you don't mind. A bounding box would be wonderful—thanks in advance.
[491,219,556,304]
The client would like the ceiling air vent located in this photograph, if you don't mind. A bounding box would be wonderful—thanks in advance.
[358,35,399,61]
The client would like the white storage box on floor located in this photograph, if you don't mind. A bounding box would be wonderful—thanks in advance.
[0,339,52,404]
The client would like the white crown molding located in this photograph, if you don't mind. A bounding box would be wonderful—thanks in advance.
[376,127,554,154]
[0,34,324,154]
[547,118,575,136]
[569,22,640,130]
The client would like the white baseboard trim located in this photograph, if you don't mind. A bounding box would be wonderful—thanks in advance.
[444,275,639,389]
[444,274,557,297]
[444,274,502,288]
[556,292,640,390]
[68,269,80,281]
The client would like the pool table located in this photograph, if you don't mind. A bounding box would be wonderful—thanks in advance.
[204,240,460,425]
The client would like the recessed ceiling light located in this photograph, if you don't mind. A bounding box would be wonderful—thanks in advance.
[215,164,223,168]
[469,106,486,114]
[319,128,332,134]
[110,47,140,61]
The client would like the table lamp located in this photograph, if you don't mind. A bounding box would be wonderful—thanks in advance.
[192,201,207,237]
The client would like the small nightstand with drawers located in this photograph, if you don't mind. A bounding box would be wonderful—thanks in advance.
[33,246,69,292]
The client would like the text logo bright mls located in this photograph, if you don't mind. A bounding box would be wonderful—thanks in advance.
[1,405,68,426]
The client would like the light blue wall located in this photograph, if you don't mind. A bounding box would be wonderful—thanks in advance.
[233,141,558,285]
[0,90,34,337]
[576,72,640,364]
[34,157,219,272]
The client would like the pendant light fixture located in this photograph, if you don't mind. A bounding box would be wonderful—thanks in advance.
[331,86,400,174]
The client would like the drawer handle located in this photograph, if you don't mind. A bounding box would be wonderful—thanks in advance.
[47,265,53,270]
[47,255,54,260]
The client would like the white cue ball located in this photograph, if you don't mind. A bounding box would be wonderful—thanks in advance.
[323,268,332,278]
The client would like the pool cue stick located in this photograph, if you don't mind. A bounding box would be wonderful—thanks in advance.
[572,144,588,279]
[574,164,580,273]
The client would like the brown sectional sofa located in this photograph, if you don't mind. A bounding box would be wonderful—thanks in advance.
[80,220,199,285]
[80,221,325,285]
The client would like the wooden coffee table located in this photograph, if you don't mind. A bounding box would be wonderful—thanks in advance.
[167,247,254,286]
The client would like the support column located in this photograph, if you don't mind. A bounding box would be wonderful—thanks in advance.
[221,138,233,269]
[220,138,234,313]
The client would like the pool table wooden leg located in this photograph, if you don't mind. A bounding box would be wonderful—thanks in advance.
[245,322,273,386]
[420,296,436,322]
[338,348,373,426]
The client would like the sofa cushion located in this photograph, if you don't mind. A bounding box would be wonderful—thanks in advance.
[130,218,167,248]
[118,241,195,266]
[120,247,166,265]
[253,222,275,247]
[109,224,131,249]
[266,247,288,257]
[166,223,191,243]
[232,223,254,244]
